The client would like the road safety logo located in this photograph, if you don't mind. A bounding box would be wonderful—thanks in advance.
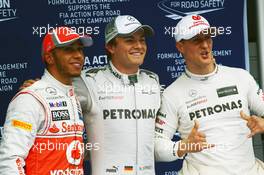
[157,0,225,20]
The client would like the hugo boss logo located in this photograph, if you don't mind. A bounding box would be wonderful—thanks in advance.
[51,110,70,121]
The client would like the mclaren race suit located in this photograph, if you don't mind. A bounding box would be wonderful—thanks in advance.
[73,61,161,175]
[0,70,84,175]
[155,65,264,175]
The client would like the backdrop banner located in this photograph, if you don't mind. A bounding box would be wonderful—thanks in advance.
[0,0,248,174]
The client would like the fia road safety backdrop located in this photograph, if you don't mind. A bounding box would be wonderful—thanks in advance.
[0,0,248,174]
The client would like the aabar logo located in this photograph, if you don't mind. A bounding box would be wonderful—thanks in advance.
[157,0,224,20]
[217,85,238,98]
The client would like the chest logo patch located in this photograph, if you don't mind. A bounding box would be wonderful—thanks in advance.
[217,85,238,98]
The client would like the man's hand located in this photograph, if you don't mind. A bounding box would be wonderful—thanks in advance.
[177,120,214,157]
[240,111,264,138]
[19,79,39,91]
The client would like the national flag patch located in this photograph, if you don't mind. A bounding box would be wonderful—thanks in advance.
[124,166,133,172]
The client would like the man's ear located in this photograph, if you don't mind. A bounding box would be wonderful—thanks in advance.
[105,44,114,54]
[43,52,54,65]
[176,41,184,53]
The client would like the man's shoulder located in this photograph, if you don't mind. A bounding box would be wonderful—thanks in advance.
[140,69,159,83]
[220,65,250,77]
[82,66,108,78]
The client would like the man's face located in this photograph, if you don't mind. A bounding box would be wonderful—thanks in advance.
[176,34,214,73]
[106,29,147,73]
[51,41,84,78]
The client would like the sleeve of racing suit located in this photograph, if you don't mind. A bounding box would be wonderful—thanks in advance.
[155,91,184,161]
[246,71,264,116]
[73,75,92,114]
[0,94,44,175]
[73,74,93,160]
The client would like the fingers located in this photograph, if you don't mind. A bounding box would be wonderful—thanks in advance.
[19,79,38,91]
[240,111,250,121]
[248,131,256,138]
[193,120,199,131]
[248,124,261,138]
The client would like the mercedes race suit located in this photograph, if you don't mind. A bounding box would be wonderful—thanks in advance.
[155,65,264,175]
[0,70,84,175]
[74,61,161,175]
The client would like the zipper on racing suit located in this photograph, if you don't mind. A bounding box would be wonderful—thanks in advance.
[129,75,138,175]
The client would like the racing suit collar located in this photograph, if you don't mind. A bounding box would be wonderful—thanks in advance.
[109,61,139,85]
[42,69,75,97]
[185,64,218,81]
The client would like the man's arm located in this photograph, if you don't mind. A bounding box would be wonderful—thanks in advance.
[240,111,264,137]
[0,94,43,175]
[73,74,92,114]
[155,92,213,161]
[73,73,93,160]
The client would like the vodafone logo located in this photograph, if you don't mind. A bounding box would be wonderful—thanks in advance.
[66,140,83,165]
[192,15,201,20]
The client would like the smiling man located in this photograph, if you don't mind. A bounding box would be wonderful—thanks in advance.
[74,15,161,175]
[0,27,92,175]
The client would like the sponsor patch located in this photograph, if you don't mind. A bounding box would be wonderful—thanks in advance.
[51,110,70,121]
[217,86,238,97]
[156,118,165,125]
[49,124,60,133]
[46,87,57,95]
[139,165,152,171]
[16,158,24,175]
[12,119,32,131]
[157,111,166,118]
[49,101,67,108]
[155,127,164,134]
[124,166,133,172]
[106,166,118,174]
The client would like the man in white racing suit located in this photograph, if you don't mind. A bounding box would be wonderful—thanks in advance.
[154,15,264,175]
[73,15,161,175]
[0,27,93,175]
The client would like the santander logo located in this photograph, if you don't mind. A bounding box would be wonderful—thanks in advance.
[49,124,60,133]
